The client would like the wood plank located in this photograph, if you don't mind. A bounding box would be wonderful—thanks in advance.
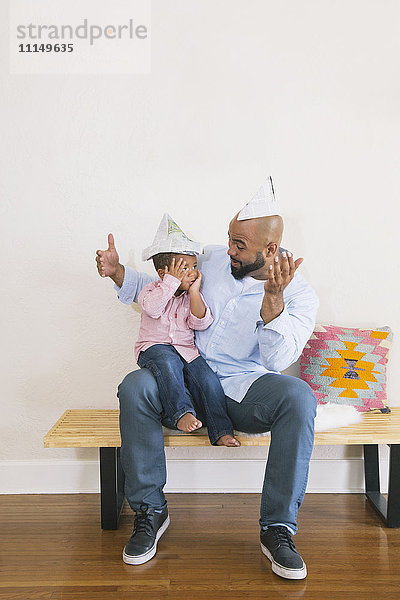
[0,494,400,600]
[43,408,400,448]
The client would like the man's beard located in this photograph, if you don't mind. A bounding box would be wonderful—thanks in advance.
[230,251,266,279]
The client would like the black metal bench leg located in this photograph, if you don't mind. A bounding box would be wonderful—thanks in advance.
[387,444,400,527]
[364,444,386,522]
[99,447,125,530]
[364,443,400,527]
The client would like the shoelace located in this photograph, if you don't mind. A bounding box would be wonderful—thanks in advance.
[270,526,296,551]
[134,504,154,535]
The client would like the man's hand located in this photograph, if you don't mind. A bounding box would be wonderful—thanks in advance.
[164,257,187,281]
[264,252,303,296]
[96,234,124,287]
[261,252,303,324]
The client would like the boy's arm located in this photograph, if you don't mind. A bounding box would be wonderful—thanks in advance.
[187,274,213,330]
[188,281,206,318]
[138,275,181,318]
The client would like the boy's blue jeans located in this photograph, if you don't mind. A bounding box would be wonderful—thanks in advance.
[137,344,234,445]
[118,368,316,534]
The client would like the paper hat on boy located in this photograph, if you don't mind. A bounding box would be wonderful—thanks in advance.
[142,213,202,261]
[237,176,281,220]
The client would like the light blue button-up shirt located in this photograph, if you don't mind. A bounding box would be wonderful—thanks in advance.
[115,245,319,403]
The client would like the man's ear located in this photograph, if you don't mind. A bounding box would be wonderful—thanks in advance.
[157,268,166,279]
[264,243,278,258]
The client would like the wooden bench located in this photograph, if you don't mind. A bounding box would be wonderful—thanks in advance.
[44,408,400,530]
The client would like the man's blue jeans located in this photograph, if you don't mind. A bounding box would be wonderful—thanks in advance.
[137,344,234,445]
[118,369,316,534]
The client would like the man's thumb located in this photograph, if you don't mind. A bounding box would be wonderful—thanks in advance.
[108,233,115,250]
[294,257,304,270]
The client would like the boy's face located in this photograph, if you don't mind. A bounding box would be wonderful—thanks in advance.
[177,255,199,291]
[158,254,199,292]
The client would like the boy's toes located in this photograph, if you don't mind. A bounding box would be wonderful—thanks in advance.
[215,435,241,447]
[177,414,202,432]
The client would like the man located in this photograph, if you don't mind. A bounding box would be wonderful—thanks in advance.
[96,177,319,580]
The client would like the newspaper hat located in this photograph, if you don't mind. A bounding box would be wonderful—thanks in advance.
[237,176,281,220]
[142,213,202,261]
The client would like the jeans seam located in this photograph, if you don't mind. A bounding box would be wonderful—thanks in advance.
[141,360,191,419]
[184,367,219,435]
[210,429,234,445]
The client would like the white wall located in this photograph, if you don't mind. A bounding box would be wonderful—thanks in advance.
[2,0,399,493]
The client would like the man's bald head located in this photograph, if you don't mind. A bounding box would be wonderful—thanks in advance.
[231,214,283,249]
[227,213,284,280]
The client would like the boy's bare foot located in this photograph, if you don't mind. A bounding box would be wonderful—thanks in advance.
[177,413,202,432]
[215,435,241,447]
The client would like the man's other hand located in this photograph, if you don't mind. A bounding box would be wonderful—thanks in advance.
[96,234,120,278]
[264,252,303,296]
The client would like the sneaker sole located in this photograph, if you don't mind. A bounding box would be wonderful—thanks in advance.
[123,515,170,565]
[261,542,307,580]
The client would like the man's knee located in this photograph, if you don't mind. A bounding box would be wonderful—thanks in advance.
[118,368,161,414]
[280,376,317,419]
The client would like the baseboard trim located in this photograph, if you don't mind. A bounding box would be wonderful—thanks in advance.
[0,458,389,494]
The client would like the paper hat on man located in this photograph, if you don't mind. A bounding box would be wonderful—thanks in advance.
[237,176,281,220]
[142,213,203,261]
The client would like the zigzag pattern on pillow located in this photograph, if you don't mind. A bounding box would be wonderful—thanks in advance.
[300,325,392,412]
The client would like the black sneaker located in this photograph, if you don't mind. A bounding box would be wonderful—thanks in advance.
[260,526,307,579]
[123,505,170,565]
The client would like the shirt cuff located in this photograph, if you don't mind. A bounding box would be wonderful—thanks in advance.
[256,305,291,338]
[162,274,181,292]
[114,267,137,304]
[189,305,213,329]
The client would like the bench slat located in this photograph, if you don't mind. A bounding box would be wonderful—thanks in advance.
[43,408,400,448]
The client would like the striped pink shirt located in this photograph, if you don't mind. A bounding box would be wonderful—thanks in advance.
[135,274,214,363]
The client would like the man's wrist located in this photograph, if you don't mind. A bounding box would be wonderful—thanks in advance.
[110,263,125,288]
[260,292,284,324]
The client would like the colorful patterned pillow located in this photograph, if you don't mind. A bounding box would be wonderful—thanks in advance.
[300,325,393,412]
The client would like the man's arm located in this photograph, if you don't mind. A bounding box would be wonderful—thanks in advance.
[96,234,156,304]
[258,252,318,371]
[260,252,303,324]
[257,273,319,372]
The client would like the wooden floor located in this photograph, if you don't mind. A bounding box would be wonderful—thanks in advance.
[1,494,399,600]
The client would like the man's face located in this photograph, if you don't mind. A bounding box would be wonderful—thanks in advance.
[227,218,268,280]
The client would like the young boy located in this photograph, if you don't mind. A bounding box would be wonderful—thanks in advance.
[135,215,240,448]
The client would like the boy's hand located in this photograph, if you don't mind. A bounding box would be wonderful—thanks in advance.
[96,233,120,278]
[189,271,202,294]
[164,257,187,281]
